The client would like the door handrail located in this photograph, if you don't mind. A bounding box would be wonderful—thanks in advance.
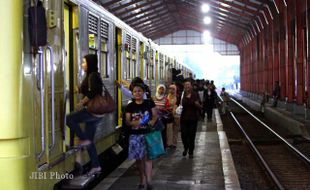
[36,47,45,160]
[47,46,56,151]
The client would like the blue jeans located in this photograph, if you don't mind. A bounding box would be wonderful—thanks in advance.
[66,108,102,167]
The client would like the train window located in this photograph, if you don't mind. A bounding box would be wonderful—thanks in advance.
[150,49,154,79]
[151,64,154,79]
[164,58,168,81]
[88,48,97,55]
[89,34,97,50]
[100,20,108,39]
[126,55,130,79]
[131,38,137,78]
[100,39,108,78]
[132,52,136,78]
[145,46,150,79]
[100,20,109,78]
[159,53,164,80]
[146,62,149,79]
[125,34,131,79]
[88,13,98,53]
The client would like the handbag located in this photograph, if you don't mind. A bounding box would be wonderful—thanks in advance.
[162,111,174,123]
[152,118,165,131]
[175,91,184,116]
[87,83,116,114]
[145,130,166,160]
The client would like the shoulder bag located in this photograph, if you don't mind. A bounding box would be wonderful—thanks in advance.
[87,83,116,115]
[175,91,184,116]
[145,130,166,160]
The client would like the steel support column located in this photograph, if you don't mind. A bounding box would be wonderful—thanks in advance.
[279,2,287,102]
[286,0,295,103]
[306,0,310,106]
[296,0,306,104]
[273,13,280,87]
[267,23,274,94]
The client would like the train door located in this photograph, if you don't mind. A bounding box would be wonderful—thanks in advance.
[116,27,123,125]
[64,3,80,148]
[33,1,65,167]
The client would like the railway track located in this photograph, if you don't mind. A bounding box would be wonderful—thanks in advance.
[221,97,310,189]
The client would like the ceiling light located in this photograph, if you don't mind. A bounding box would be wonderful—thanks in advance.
[201,4,210,13]
[203,16,212,25]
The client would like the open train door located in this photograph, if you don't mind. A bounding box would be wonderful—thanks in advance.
[116,27,123,126]
[63,2,81,150]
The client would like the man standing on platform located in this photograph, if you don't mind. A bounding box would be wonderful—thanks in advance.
[272,81,280,107]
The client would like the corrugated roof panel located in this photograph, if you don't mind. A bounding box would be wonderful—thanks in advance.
[95,0,273,46]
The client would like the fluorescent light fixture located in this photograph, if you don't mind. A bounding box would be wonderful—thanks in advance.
[201,4,210,13]
[203,16,211,25]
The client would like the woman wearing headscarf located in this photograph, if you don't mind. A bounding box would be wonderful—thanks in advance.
[166,84,178,148]
[66,54,103,175]
[153,84,171,148]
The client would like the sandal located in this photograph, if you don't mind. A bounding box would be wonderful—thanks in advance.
[86,167,102,176]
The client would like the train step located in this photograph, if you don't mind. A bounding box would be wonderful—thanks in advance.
[60,175,96,189]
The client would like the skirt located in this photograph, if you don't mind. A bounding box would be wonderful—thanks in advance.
[128,134,147,160]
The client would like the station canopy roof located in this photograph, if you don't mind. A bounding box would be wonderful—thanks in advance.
[94,0,275,46]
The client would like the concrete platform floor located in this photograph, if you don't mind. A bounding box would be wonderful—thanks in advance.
[94,109,240,190]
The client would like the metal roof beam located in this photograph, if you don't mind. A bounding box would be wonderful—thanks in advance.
[107,0,145,12]
[132,14,171,29]
[136,18,175,32]
[100,0,123,7]
[120,3,165,21]
[127,9,169,25]
[141,19,176,34]
[114,0,159,17]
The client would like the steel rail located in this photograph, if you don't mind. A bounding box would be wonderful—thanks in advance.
[230,98,310,165]
[229,112,284,190]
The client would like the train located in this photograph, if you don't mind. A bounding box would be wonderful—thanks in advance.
[0,0,193,189]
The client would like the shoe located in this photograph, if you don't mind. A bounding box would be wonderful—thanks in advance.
[182,149,188,156]
[87,167,101,176]
[189,154,194,159]
[137,184,145,189]
[73,140,92,149]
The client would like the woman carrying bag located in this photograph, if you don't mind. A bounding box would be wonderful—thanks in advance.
[153,84,171,149]
[166,84,178,148]
[125,83,158,190]
[179,78,202,158]
[66,54,103,176]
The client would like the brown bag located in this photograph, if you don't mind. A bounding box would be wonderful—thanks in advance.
[87,83,116,115]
